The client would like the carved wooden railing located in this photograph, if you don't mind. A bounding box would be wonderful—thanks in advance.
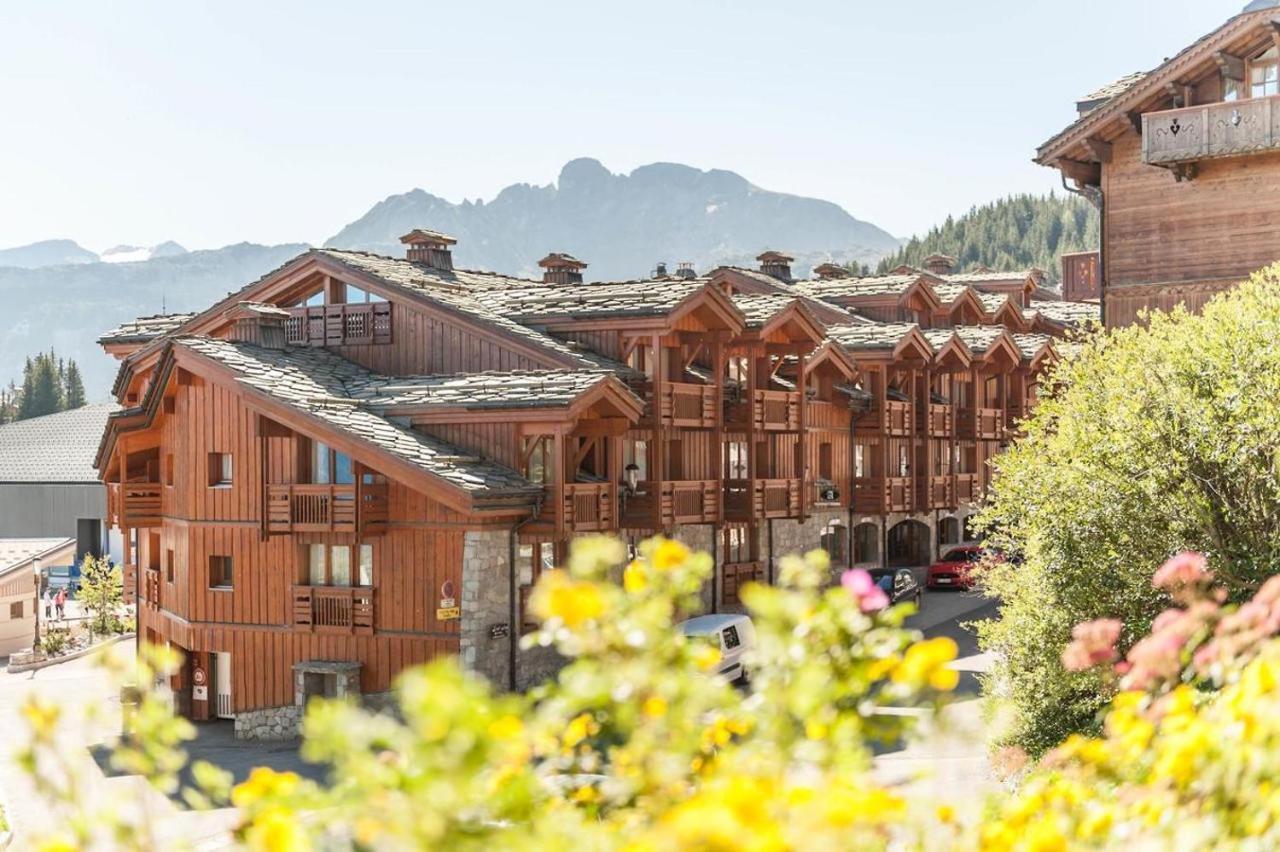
[956,473,980,505]
[664,480,720,524]
[928,475,955,510]
[143,568,161,607]
[107,482,163,528]
[958,407,1004,440]
[753,478,803,519]
[292,585,374,634]
[268,484,358,533]
[658,382,717,428]
[924,404,954,438]
[286,303,392,346]
[1143,95,1280,166]
[753,390,802,431]
[882,401,912,436]
[560,483,617,532]
[853,477,913,514]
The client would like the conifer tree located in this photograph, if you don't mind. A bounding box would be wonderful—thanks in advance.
[63,361,86,409]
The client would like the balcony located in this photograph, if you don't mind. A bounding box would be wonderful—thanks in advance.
[267,483,388,534]
[927,475,955,510]
[620,480,720,528]
[754,390,801,431]
[1143,95,1280,167]
[853,477,913,514]
[560,483,618,532]
[924,404,954,438]
[656,382,717,428]
[753,478,803,519]
[956,473,980,505]
[958,408,1004,441]
[286,303,392,347]
[292,585,374,634]
[107,482,163,528]
[143,568,161,607]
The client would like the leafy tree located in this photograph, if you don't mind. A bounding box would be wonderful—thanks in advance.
[77,554,123,637]
[975,265,1280,755]
[879,192,1099,286]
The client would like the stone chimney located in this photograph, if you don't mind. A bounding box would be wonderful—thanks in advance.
[813,262,847,280]
[400,229,457,271]
[653,261,669,278]
[923,253,957,275]
[228,302,290,349]
[538,252,588,285]
[675,262,697,280]
[757,250,794,281]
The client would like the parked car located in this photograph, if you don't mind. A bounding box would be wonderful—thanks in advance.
[926,546,995,590]
[868,567,923,610]
[679,613,756,684]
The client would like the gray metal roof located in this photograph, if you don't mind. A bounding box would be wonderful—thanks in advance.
[0,404,119,483]
[0,537,76,578]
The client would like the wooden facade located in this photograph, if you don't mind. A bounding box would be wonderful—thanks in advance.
[1036,5,1280,326]
[98,236,1078,730]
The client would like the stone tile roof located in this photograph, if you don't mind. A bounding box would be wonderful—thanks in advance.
[352,369,634,411]
[173,337,541,500]
[1078,72,1148,111]
[952,325,1008,355]
[98,313,197,345]
[1012,333,1057,359]
[943,271,1034,285]
[730,293,800,328]
[930,283,969,305]
[920,328,959,349]
[976,291,1011,313]
[0,537,76,578]
[794,274,918,300]
[469,278,704,320]
[1031,300,1101,326]
[0,403,119,482]
[826,322,923,352]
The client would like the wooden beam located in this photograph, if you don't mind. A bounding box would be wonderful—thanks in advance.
[1164,82,1184,109]
[1214,50,1245,81]
[571,417,631,437]
[1057,158,1101,187]
[1126,111,1144,135]
[1084,137,1112,163]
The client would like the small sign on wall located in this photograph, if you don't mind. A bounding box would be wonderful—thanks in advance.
[437,606,461,621]
[489,623,510,639]
[193,685,208,701]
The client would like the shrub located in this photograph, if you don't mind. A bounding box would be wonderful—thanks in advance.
[977,265,1280,754]
[39,626,70,656]
[78,555,123,637]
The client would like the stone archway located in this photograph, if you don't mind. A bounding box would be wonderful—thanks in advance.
[820,519,847,567]
[887,520,931,567]
[938,517,961,547]
[852,523,879,565]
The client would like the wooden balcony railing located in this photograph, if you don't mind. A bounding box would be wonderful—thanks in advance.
[1143,95,1280,166]
[924,404,954,438]
[753,390,801,431]
[286,303,392,347]
[956,473,980,505]
[958,408,1004,440]
[107,482,163,528]
[853,477,913,514]
[268,484,360,533]
[883,401,912,436]
[927,475,956,510]
[657,382,717,428]
[292,585,374,634]
[619,481,720,528]
[143,568,161,607]
[560,483,618,532]
[753,478,803,519]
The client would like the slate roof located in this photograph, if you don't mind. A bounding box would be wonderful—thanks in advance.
[351,370,635,412]
[0,404,119,482]
[976,291,1011,313]
[1077,72,1148,112]
[943,271,1034,286]
[930,283,970,305]
[730,293,801,328]
[1032,301,1101,327]
[469,278,704,320]
[826,322,923,352]
[98,314,197,345]
[0,538,76,578]
[173,338,542,500]
[1012,333,1057,360]
[794,274,919,300]
[952,325,1009,355]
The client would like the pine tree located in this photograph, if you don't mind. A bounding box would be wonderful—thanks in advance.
[63,361,86,409]
[17,352,64,420]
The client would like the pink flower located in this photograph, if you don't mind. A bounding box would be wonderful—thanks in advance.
[842,569,890,613]
[1255,575,1280,606]
[1061,618,1122,672]
[1153,552,1210,591]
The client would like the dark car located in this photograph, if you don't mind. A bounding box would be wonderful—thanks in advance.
[868,567,922,610]
[926,546,995,590]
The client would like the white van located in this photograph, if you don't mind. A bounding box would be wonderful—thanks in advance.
[679,614,756,684]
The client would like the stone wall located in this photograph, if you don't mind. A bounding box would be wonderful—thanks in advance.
[234,704,302,741]
[672,524,715,613]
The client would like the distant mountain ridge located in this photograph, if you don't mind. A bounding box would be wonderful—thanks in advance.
[1,158,903,396]
[326,158,901,280]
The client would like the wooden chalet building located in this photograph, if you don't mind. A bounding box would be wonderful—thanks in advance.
[96,233,1090,737]
[1037,0,1280,326]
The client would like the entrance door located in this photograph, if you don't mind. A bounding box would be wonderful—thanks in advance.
[214,651,233,719]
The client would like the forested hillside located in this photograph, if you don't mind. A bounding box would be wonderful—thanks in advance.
[878,193,1098,285]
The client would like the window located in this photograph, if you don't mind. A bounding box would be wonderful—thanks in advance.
[207,453,232,487]
[10,600,22,619]
[308,544,372,587]
[625,439,648,483]
[1225,77,1243,102]
[518,541,555,633]
[724,525,755,564]
[820,520,847,566]
[525,437,551,485]
[722,625,741,650]
[897,445,910,477]
[727,441,748,479]
[166,549,175,583]
[209,555,233,589]
[853,523,879,565]
[728,357,749,385]
[818,442,833,480]
[853,444,866,479]
[1252,46,1279,98]
[939,518,961,545]
[667,440,684,481]
[163,454,174,486]
[310,442,354,486]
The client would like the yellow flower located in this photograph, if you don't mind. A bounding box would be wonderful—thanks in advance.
[564,713,597,749]
[651,538,689,573]
[35,837,78,852]
[642,695,668,719]
[244,805,311,851]
[937,804,956,824]
[487,714,524,740]
[867,656,899,681]
[929,667,960,691]
[623,561,648,594]
[22,697,61,741]
[693,644,721,672]
[531,570,607,628]
[805,719,829,741]
[571,784,600,804]
[231,767,301,809]
[891,637,958,689]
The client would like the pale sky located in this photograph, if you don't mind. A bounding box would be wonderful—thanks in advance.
[0,0,1237,252]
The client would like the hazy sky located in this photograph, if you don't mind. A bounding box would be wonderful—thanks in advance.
[0,0,1237,251]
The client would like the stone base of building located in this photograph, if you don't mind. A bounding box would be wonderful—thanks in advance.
[234,704,303,741]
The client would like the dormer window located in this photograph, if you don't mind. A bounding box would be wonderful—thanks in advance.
[301,282,386,307]
[1251,46,1279,99]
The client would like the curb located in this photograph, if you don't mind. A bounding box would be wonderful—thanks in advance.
[6,633,135,674]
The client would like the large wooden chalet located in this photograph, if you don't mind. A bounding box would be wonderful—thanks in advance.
[96,232,1091,737]
[1038,0,1280,326]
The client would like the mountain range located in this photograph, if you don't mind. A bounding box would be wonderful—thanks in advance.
[0,158,902,396]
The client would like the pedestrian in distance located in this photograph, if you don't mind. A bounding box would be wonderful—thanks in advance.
[55,587,66,621]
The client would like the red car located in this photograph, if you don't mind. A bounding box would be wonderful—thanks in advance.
[926,546,992,590]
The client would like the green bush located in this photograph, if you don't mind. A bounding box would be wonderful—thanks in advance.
[40,626,71,656]
[976,264,1280,755]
